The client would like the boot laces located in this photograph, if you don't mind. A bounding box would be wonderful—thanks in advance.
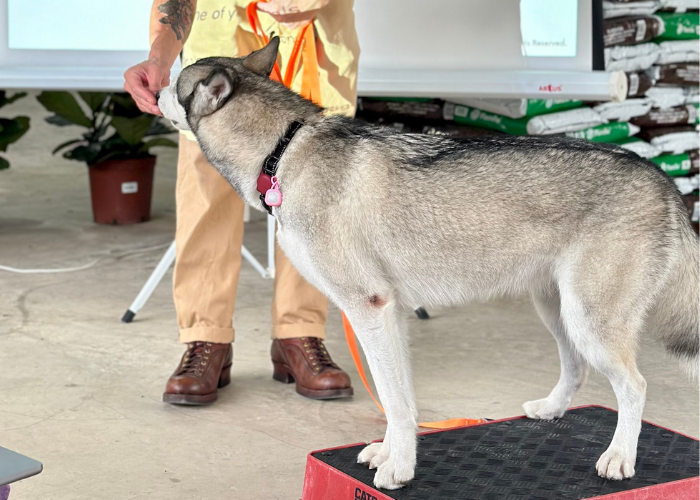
[177,342,211,375]
[302,337,337,369]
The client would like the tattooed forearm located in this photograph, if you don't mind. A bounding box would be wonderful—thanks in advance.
[158,0,194,41]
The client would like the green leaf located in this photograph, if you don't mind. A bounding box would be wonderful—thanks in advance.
[52,138,85,155]
[138,137,178,154]
[78,92,109,112]
[0,117,30,152]
[92,149,133,164]
[0,156,9,170]
[85,113,111,142]
[109,93,134,107]
[37,91,92,128]
[110,114,155,145]
[90,132,138,164]
[45,115,75,127]
[92,123,110,142]
[109,92,142,118]
[64,143,103,165]
[0,92,27,110]
[100,131,128,146]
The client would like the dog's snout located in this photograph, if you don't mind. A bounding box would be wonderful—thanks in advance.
[155,90,161,102]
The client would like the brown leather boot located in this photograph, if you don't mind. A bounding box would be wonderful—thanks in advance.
[271,337,353,400]
[163,342,233,405]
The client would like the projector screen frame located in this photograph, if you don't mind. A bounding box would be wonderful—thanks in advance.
[592,0,605,71]
[0,0,614,100]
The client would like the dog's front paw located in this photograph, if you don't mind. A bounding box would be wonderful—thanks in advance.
[373,458,415,490]
[596,447,636,480]
[358,442,389,469]
[522,397,567,420]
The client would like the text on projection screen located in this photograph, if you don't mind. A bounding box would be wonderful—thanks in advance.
[520,0,578,57]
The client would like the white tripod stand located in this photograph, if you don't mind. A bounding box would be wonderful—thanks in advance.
[121,213,277,323]
[121,213,430,322]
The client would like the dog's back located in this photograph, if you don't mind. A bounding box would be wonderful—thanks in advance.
[287,119,692,310]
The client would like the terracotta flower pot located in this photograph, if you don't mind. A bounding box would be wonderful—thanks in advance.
[88,156,156,225]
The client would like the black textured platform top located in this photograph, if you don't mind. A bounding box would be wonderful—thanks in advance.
[312,406,699,500]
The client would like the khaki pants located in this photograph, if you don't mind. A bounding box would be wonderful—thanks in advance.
[173,137,328,344]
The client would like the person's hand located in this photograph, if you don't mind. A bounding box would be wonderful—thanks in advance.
[123,59,171,116]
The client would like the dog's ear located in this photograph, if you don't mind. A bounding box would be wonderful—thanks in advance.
[243,37,280,77]
[192,68,233,116]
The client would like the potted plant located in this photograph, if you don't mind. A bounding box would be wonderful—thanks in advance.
[0,91,30,170]
[37,91,177,224]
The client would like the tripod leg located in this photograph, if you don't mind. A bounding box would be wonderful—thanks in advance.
[267,214,276,278]
[122,240,177,323]
[414,307,430,320]
[241,245,269,279]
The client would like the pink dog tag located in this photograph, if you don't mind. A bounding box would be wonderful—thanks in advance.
[265,176,282,207]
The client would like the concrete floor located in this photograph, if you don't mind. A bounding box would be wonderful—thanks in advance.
[0,95,697,500]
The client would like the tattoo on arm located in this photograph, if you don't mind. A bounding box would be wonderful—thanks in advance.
[158,0,194,41]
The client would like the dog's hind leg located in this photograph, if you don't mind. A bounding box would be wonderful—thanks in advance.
[558,254,650,480]
[346,294,417,490]
[523,286,589,420]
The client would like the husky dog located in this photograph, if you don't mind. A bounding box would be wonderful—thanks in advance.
[158,38,699,490]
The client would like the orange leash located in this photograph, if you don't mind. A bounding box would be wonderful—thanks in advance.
[342,312,384,413]
[418,418,487,429]
[246,2,321,104]
[246,2,283,82]
[341,312,486,429]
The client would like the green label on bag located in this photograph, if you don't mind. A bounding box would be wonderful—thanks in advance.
[565,122,634,142]
[655,12,700,41]
[524,99,583,117]
[650,153,693,176]
[452,105,529,135]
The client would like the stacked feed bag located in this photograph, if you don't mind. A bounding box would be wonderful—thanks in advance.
[443,100,602,135]
[358,96,649,163]
[447,98,583,119]
[604,0,699,231]
[356,97,505,137]
[445,98,650,145]
[358,97,643,144]
[356,97,449,122]
[357,97,609,138]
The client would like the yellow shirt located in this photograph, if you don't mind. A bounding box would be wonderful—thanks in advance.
[180,0,359,140]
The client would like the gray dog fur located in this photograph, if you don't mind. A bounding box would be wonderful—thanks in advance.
[158,38,699,490]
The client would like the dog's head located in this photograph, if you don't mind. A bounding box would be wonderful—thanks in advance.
[157,37,289,134]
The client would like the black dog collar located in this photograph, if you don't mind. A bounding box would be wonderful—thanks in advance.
[256,120,304,215]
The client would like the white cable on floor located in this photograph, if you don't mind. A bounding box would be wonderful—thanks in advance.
[0,242,172,274]
[0,260,101,274]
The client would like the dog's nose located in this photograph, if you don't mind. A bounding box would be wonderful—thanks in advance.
[155,90,161,102]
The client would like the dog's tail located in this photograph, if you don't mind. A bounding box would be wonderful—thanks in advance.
[651,208,699,380]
